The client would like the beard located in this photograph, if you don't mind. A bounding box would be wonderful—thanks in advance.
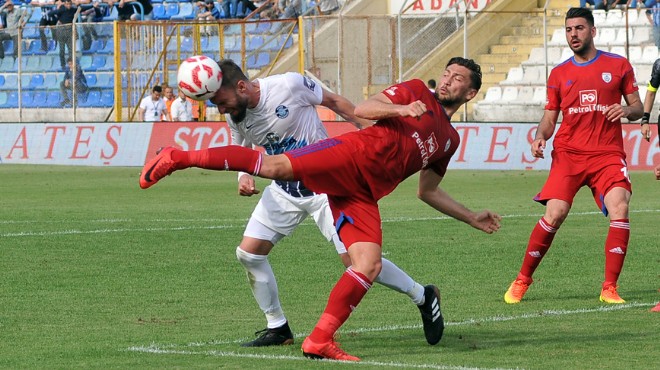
[228,97,249,123]
[437,95,459,107]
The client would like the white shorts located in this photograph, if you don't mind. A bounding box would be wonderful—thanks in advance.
[244,182,347,254]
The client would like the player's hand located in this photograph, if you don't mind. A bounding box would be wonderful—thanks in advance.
[531,138,546,158]
[471,210,502,234]
[399,100,427,118]
[641,123,651,142]
[238,173,260,196]
[603,103,626,122]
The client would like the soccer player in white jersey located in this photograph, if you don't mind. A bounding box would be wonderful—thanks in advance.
[213,59,444,347]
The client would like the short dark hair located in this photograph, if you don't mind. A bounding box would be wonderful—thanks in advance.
[217,59,249,89]
[427,79,436,88]
[566,7,594,27]
[153,85,162,93]
[446,57,482,91]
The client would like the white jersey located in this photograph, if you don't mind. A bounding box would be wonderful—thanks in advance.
[227,72,329,155]
[227,72,329,198]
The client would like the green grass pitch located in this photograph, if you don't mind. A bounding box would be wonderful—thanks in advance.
[1,165,658,369]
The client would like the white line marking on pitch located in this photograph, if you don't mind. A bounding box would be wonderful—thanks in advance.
[126,302,654,369]
[3,209,659,238]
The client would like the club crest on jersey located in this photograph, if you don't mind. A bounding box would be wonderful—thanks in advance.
[602,72,612,83]
[275,105,289,119]
[303,76,316,91]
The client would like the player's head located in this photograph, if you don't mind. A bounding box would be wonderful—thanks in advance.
[178,88,187,100]
[210,59,251,122]
[427,79,436,89]
[565,7,596,55]
[436,57,481,107]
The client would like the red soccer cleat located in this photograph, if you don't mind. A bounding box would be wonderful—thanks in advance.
[651,303,660,312]
[301,337,360,362]
[139,147,177,189]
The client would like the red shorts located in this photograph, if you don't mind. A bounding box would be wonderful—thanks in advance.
[286,139,383,247]
[535,151,632,215]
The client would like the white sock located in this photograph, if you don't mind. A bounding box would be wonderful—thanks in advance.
[375,257,426,305]
[236,247,287,328]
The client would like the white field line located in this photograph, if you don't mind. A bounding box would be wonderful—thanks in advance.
[2,209,659,238]
[126,302,654,369]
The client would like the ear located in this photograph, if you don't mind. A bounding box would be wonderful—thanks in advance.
[465,88,478,102]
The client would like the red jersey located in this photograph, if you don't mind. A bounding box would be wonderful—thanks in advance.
[546,50,637,156]
[334,79,460,200]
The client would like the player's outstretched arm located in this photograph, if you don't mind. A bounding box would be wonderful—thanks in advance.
[355,92,426,120]
[417,169,501,234]
[321,89,374,129]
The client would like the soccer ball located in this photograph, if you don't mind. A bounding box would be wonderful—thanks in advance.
[177,56,223,101]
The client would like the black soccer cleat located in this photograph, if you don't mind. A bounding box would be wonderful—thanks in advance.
[241,321,294,347]
[417,285,445,345]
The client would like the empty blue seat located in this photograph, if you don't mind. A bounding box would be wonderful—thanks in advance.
[32,91,48,107]
[96,73,113,88]
[2,40,14,55]
[91,55,107,71]
[0,75,4,88]
[80,90,101,107]
[21,91,34,107]
[43,74,59,89]
[3,74,18,89]
[24,57,41,72]
[181,37,193,52]
[247,52,269,69]
[86,73,98,88]
[80,55,94,70]
[165,3,180,18]
[45,91,61,107]
[152,4,167,19]
[28,8,42,24]
[0,91,7,106]
[28,74,45,90]
[100,89,114,106]
[103,5,118,21]
[247,36,264,51]
[2,91,18,108]
[247,21,270,35]
[99,38,114,54]
[170,2,195,20]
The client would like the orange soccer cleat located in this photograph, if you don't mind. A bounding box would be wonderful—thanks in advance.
[139,147,177,189]
[504,278,531,304]
[301,337,360,362]
[599,285,626,304]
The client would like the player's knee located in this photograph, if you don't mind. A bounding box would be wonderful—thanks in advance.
[607,202,629,219]
[236,246,267,268]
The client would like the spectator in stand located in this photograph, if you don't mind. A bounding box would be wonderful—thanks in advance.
[278,0,305,19]
[138,85,170,122]
[170,89,194,121]
[318,0,339,14]
[130,0,153,20]
[112,0,135,21]
[224,0,257,18]
[647,0,660,51]
[162,85,175,121]
[0,0,27,61]
[54,0,77,69]
[31,0,60,53]
[196,0,221,35]
[60,57,88,106]
[81,0,104,50]
[579,0,606,10]
[427,79,436,93]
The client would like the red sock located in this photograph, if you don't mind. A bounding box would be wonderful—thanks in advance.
[519,217,558,282]
[603,219,629,288]
[171,146,262,174]
[309,268,372,343]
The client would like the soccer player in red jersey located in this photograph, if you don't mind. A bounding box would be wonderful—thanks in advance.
[504,7,644,305]
[139,57,502,361]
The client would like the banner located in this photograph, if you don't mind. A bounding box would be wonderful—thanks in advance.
[389,0,491,14]
[0,122,657,170]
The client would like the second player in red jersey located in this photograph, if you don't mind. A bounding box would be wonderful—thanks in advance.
[504,7,644,306]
